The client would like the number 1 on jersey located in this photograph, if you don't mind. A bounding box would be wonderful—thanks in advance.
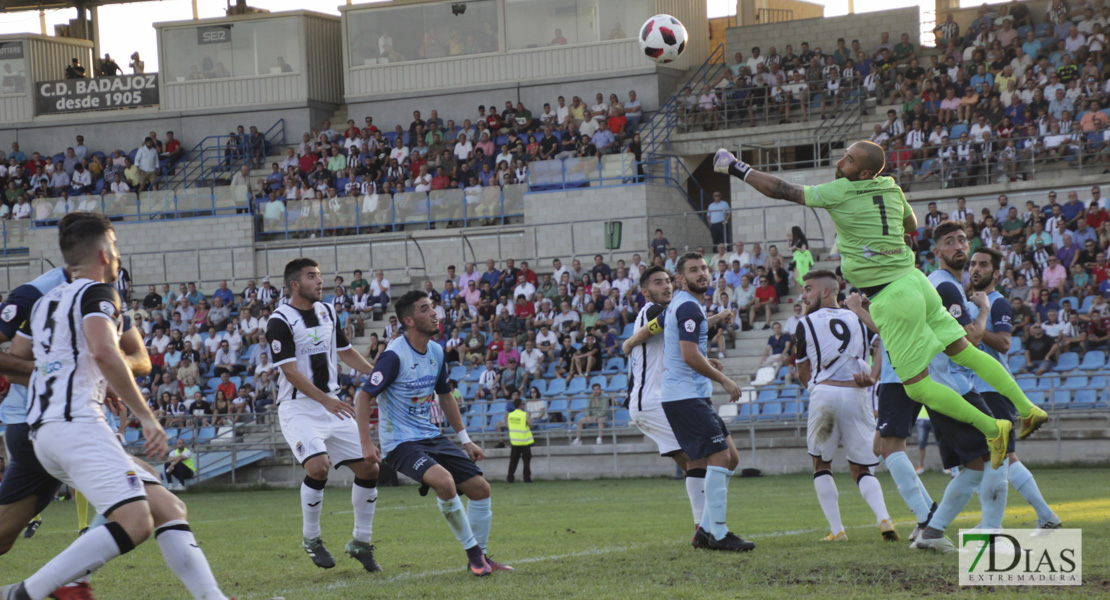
[872,195,889,236]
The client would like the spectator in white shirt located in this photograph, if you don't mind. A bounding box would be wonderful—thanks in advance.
[370,269,391,310]
[134,137,160,190]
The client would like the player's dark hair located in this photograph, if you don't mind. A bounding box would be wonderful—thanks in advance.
[802,269,837,282]
[675,252,704,277]
[639,265,668,287]
[973,246,1004,271]
[283,258,319,288]
[58,212,114,266]
[513,397,523,409]
[394,290,428,322]
[932,220,965,242]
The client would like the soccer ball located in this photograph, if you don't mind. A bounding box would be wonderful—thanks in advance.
[639,14,688,64]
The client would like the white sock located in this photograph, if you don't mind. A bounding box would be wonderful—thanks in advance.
[856,472,891,524]
[301,476,326,540]
[351,478,378,544]
[155,520,227,600]
[684,469,706,525]
[813,470,843,534]
[24,523,127,600]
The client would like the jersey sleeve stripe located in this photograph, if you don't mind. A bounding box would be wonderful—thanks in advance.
[272,356,298,367]
[82,313,116,323]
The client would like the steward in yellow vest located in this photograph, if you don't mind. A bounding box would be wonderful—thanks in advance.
[506,398,533,483]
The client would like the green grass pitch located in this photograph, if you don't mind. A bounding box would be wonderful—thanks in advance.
[3,467,1107,599]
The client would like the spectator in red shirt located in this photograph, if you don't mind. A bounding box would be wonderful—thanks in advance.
[486,111,503,135]
[1087,201,1109,230]
[1092,252,1108,284]
[751,274,779,330]
[298,151,318,174]
[514,295,535,321]
[163,131,183,165]
[485,330,506,362]
[431,167,450,190]
[887,139,915,190]
[519,261,538,285]
[343,119,361,140]
[216,371,237,400]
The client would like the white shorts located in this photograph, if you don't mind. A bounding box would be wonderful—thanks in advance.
[32,420,161,517]
[806,384,880,466]
[630,402,682,456]
[278,400,364,468]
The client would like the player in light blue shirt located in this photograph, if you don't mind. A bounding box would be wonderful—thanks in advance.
[356,290,512,576]
[967,248,1060,530]
[656,252,753,552]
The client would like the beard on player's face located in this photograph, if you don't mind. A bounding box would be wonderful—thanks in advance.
[941,252,967,271]
[970,269,994,291]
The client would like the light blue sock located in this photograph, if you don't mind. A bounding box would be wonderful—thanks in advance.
[978,463,1008,529]
[1008,461,1055,525]
[917,475,934,509]
[467,497,492,554]
[89,513,110,530]
[929,467,984,532]
[699,466,732,541]
[437,495,477,550]
[884,451,932,523]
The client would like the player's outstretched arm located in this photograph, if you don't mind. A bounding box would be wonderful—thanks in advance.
[86,316,166,460]
[845,293,879,334]
[353,390,381,464]
[278,362,355,419]
[708,309,734,326]
[714,149,804,205]
[620,321,657,355]
[339,346,375,375]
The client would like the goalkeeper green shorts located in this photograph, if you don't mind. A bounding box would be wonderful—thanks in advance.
[869,268,967,381]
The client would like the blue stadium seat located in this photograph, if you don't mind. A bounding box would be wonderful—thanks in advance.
[758,398,782,420]
[948,123,968,140]
[781,401,798,418]
[123,428,140,446]
[1008,355,1026,373]
[1016,375,1037,392]
[568,397,589,420]
[464,367,483,382]
[1026,391,1047,406]
[1035,375,1059,390]
[1077,351,1106,371]
[1052,390,1072,409]
[1062,376,1087,390]
[467,413,487,431]
[543,379,567,397]
[206,377,221,391]
[588,375,608,389]
[163,428,179,443]
[1079,296,1094,313]
[613,408,631,427]
[1008,337,1023,355]
[565,377,587,395]
[177,428,195,442]
[602,357,624,373]
[197,427,218,442]
[1060,296,1079,310]
[773,367,789,383]
[1053,352,1079,372]
[546,398,570,424]
[1072,389,1099,409]
[1084,375,1107,390]
[738,402,753,419]
[529,379,548,396]
[618,323,635,340]
[604,373,627,392]
[543,362,557,378]
[448,365,467,381]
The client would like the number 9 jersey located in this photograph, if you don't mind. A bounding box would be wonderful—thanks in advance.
[794,307,874,389]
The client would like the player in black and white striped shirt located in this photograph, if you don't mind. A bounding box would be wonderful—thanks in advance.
[2,213,229,600]
[265,258,382,573]
[621,266,733,544]
[793,270,897,543]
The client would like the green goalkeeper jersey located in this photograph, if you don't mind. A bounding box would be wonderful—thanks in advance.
[803,176,915,288]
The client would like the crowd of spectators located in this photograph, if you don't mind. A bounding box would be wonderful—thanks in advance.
[910,188,1110,374]
[251,93,648,229]
[869,0,1110,189]
[0,132,184,223]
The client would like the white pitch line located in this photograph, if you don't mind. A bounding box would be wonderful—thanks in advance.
[246,516,963,599]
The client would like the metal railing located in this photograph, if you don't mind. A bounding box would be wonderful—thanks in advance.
[639,43,727,156]
[175,119,287,190]
[23,188,248,228]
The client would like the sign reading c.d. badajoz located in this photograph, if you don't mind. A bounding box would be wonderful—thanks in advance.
[35,73,159,115]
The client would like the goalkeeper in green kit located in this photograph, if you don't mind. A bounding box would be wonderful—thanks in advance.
[713,142,1047,469]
